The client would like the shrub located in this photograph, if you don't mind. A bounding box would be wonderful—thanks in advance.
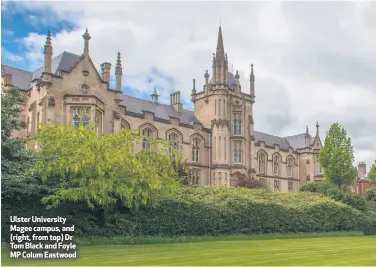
[300,182,367,211]
[361,217,376,235]
[365,188,376,201]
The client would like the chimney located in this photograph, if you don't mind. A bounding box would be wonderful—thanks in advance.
[3,73,12,86]
[358,162,366,178]
[170,91,182,112]
[100,62,111,83]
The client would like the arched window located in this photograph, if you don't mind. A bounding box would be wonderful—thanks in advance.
[142,127,153,151]
[224,137,227,160]
[121,120,130,130]
[258,152,266,174]
[192,137,200,162]
[316,155,322,174]
[233,112,242,135]
[233,141,242,164]
[214,137,216,160]
[273,154,280,176]
[95,110,102,133]
[287,157,294,178]
[168,132,179,155]
[190,169,200,185]
[218,99,221,117]
[219,136,222,159]
[72,107,91,127]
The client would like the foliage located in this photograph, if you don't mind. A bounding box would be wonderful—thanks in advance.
[31,123,182,210]
[365,188,376,201]
[368,160,376,182]
[361,216,376,235]
[319,123,357,188]
[234,174,268,189]
[299,182,367,211]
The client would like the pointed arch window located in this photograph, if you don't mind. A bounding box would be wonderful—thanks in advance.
[95,110,103,133]
[224,137,227,160]
[258,152,266,174]
[273,154,280,176]
[190,169,200,185]
[233,112,242,136]
[218,99,221,117]
[72,107,91,127]
[192,137,200,162]
[168,132,179,155]
[316,155,322,174]
[233,141,242,164]
[287,157,294,178]
[142,127,153,151]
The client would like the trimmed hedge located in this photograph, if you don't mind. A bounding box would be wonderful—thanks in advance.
[127,187,366,236]
[300,182,367,211]
[2,186,367,240]
[365,188,376,201]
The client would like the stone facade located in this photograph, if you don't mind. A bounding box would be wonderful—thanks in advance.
[1,26,325,192]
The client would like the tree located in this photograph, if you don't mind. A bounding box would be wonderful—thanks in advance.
[1,87,41,200]
[368,160,376,182]
[31,123,182,210]
[234,174,268,189]
[319,123,357,189]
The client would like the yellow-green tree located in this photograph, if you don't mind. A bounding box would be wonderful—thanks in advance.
[31,123,183,209]
[319,123,356,189]
[369,160,376,182]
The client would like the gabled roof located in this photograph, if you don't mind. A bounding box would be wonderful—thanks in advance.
[32,51,81,80]
[255,131,317,150]
[1,64,33,90]
[119,94,201,125]
[254,131,292,150]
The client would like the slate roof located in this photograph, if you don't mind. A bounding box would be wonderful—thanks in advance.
[254,130,318,150]
[210,71,237,88]
[1,65,33,90]
[254,131,292,150]
[119,94,201,125]
[32,51,81,80]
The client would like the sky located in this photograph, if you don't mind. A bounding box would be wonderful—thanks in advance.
[1,1,376,171]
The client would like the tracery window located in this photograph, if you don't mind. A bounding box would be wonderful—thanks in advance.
[274,180,280,192]
[95,110,102,132]
[273,154,280,176]
[192,137,200,162]
[72,107,91,127]
[258,152,266,174]
[233,112,242,135]
[142,127,153,151]
[287,157,294,178]
[168,132,179,155]
[316,155,322,174]
[190,169,200,185]
[233,141,242,164]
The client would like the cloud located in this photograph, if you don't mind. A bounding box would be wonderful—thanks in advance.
[6,1,376,170]
[1,48,23,62]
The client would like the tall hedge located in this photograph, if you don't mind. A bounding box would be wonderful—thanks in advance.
[2,186,367,241]
[300,182,367,211]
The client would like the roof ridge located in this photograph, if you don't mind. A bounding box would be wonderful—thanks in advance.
[122,94,194,113]
[2,64,33,74]
[254,130,284,139]
[283,132,306,138]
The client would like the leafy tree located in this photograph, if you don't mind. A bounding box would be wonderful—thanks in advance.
[1,87,41,200]
[319,123,357,189]
[368,160,376,182]
[234,174,268,189]
[31,123,182,210]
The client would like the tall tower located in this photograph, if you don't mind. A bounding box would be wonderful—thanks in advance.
[193,25,255,187]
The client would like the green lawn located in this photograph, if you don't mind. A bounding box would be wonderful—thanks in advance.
[2,235,376,266]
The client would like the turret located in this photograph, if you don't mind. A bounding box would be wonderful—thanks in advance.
[191,79,196,102]
[151,87,159,103]
[43,30,52,73]
[305,125,310,147]
[250,64,255,96]
[82,28,91,73]
[204,70,209,95]
[115,52,122,90]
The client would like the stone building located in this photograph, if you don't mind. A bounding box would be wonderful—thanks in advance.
[1,26,324,192]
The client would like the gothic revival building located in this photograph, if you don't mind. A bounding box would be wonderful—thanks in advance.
[1,26,324,192]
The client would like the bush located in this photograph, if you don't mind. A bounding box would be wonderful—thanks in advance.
[365,188,376,201]
[300,182,367,211]
[2,186,367,241]
[361,217,376,235]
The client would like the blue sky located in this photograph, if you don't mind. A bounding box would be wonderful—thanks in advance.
[1,1,188,108]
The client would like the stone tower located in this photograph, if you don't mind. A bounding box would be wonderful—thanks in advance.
[192,26,256,186]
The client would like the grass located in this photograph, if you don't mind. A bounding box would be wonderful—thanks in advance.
[2,233,376,266]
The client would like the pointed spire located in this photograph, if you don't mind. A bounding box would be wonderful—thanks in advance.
[151,86,159,103]
[82,28,91,56]
[43,30,52,73]
[306,125,309,135]
[316,121,320,136]
[115,52,122,90]
[250,63,255,96]
[216,26,225,63]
